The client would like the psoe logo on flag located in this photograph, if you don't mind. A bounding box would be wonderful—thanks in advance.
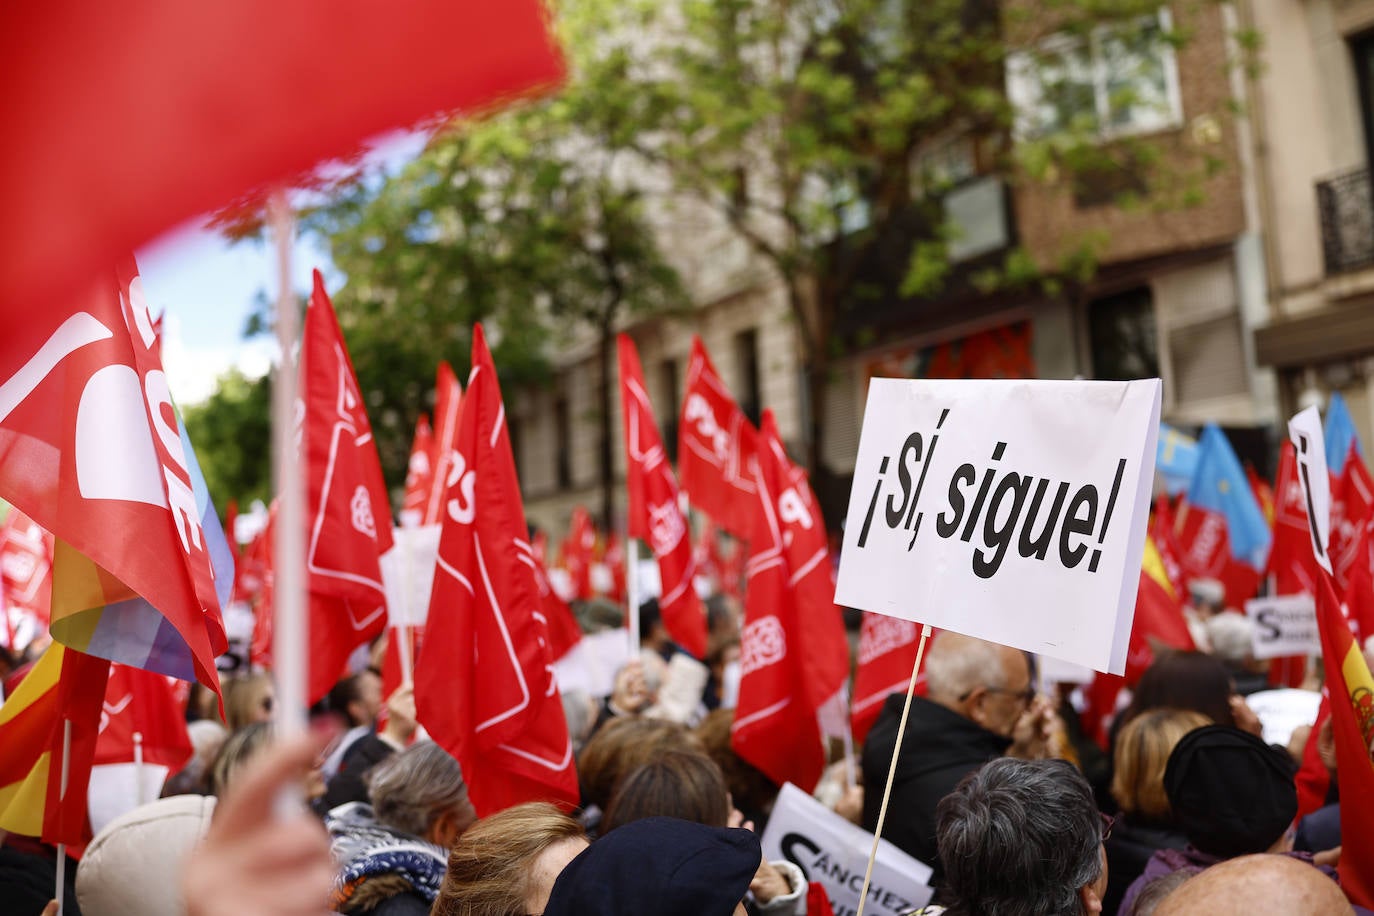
[741,615,786,675]
[684,393,730,461]
[859,615,917,666]
[350,486,376,539]
[648,500,686,555]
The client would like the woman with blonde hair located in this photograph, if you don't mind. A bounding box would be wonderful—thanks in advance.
[430,802,587,916]
[1104,708,1211,914]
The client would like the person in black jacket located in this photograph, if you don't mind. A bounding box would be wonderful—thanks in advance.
[860,632,1061,882]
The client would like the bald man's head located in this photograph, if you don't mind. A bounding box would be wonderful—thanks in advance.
[1154,854,1353,916]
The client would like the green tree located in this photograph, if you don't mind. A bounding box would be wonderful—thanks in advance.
[305,7,686,528]
[571,0,1231,479]
[182,369,273,508]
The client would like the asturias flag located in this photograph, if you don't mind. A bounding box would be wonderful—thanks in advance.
[1177,424,1271,608]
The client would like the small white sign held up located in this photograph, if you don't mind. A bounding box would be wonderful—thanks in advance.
[836,379,1161,675]
[761,783,933,916]
[1245,595,1320,659]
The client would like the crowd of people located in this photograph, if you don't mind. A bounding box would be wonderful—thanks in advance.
[0,583,1366,916]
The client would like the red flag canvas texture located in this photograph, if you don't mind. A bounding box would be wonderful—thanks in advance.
[414,325,577,817]
[619,334,705,659]
[732,411,849,793]
[3,2,563,320]
[0,263,226,688]
[1150,497,1188,599]
[425,363,464,527]
[563,507,598,602]
[1130,537,1196,682]
[0,643,111,845]
[528,545,583,664]
[1345,522,1374,645]
[95,665,193,770]
[1,508,54,635]
[1174,500,1261,610]
[302,272,395,703]
[401,413,435,528]
[851,613,927,745]
[678,337,760,539]
[1267,442,1321,598]
[1330,446,1373,591]
[1312,574,1374,907]
[602,533,627,605]
[1295,692,1332,822]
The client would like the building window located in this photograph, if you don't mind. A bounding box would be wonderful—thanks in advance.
[735,329,762,426]
[659,359,680,463]
[554,396,572,489]
[1007,10,1183,142]
[1089,287,1159,380]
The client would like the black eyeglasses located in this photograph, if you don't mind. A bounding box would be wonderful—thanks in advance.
[958,685,1036,704]
[1100,812,1116,842]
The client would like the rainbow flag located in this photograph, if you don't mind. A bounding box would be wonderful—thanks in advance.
[0,642,109,844]
[47,414,234,682]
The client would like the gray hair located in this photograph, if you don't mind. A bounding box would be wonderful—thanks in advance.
[924,632,1009,705]
[936,758,1104,916]
[1204,613,1254,665]
[369,740,473,839]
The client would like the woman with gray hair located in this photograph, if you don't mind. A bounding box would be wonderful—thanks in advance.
[326,740,477,915]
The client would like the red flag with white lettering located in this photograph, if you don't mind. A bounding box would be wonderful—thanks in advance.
[732,411,849,792]
[564,507,597,602]
[401,413,434,528]
[301,272,394,703]
[1267,442,1321,598]
[0,263,226,689]
[619,335,705,658]
[851,613,926,744]
[413,324,577,817]
[678,337,759,538]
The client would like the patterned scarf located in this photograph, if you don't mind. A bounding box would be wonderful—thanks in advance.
[325,802,448,909]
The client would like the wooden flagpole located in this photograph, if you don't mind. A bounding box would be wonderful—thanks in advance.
[132,731,145,806]
[855,623,932,916]
[268,191,307,742]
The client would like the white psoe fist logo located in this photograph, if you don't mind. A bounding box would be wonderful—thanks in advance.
[350,485,376,539]
[741,615,786,675]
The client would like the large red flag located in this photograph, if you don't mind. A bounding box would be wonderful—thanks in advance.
[678,337,760,538]
[0,263,226,689]
[3,3,563,320]
[425,363,463,527]
[1312,573,1374,906]
[400,413,434,528]
[732,411,849,792]
[619,334,705,659]
[414,325,577,817]
[301,271,394,703]
[850,613,927,744]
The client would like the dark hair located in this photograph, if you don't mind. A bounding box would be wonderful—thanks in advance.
[693,709,780,825]
[937,758,1104,916]
[577,717,696,811]
[1119,651,1237,732]
[602,750,731,832]
[326,670,377,727]
[637,598,662,641]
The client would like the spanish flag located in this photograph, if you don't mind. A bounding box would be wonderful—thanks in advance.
[1314,573,1374,908]
[0,642,110,845]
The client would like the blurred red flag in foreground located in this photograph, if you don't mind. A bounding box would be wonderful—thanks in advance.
[1,3,564,315]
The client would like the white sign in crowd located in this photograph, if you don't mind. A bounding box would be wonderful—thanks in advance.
[837,379,1162,675]
[762,783,934,916]
[1245,594,1320,659]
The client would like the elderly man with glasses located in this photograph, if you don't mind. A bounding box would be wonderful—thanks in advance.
[861,631,1064,885]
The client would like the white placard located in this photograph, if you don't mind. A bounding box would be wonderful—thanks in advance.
[1245,594,1320,659]
[761,782,933,916]
[1287,406,1333,575]
[379,524,441,627]
[836,379,1161,675]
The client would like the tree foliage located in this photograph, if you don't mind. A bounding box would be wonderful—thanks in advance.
[182,369,273,508]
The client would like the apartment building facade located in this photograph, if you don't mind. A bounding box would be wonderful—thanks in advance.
[518,1,1286,537]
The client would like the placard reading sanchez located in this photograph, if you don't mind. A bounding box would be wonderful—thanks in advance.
[836,379,1161,675]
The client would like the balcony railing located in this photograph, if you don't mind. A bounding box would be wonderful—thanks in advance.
[1317,167,1374,275]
